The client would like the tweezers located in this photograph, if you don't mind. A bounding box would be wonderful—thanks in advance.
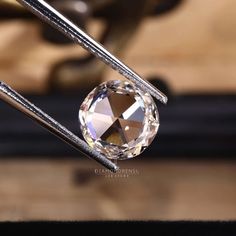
[0,0,167,172]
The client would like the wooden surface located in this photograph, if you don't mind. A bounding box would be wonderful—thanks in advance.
[0,0,235,93]
[0,159,235,221]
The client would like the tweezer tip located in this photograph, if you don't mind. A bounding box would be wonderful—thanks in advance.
[162,96,168,104]
[113,165,120,173]
[109,163,119,173]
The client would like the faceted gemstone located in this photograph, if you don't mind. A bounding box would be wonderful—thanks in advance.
[79,80,159,160]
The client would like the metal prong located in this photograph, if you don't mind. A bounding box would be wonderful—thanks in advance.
[0,82,119,172]
[17,0,168,104]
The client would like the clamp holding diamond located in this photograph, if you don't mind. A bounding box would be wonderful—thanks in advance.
[1,0,168,169]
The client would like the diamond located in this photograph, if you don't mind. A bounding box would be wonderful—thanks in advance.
[79,80,159,160]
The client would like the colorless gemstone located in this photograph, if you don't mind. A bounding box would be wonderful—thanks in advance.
[79,80,159,160]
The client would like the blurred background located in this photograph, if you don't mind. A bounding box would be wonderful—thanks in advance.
[0,0,236,221]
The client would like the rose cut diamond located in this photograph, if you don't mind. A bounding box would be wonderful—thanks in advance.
[79,80,159,160]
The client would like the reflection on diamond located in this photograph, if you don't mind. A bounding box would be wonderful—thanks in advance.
[79,80,159,160]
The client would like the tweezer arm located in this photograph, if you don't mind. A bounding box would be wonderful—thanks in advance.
[0,81,118,172]
[16,0,167,104]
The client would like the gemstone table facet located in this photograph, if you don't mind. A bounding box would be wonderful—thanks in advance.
[79,80,159,160]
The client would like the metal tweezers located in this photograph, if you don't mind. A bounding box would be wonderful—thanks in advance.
[0,0,167,172]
